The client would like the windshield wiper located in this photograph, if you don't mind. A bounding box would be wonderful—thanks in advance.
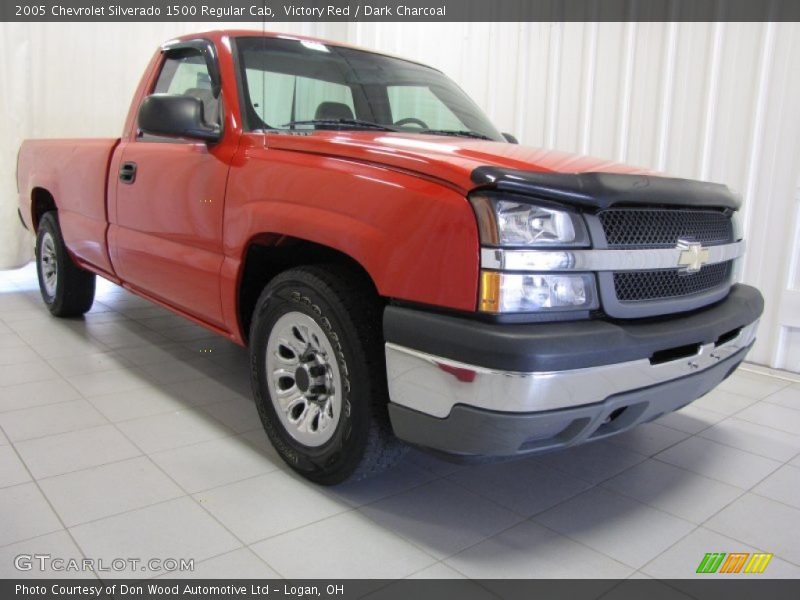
[281,118,398,131]
[420,129,493,140]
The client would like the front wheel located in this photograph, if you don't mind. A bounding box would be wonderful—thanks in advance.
[249,265,405,485]
[35,212,95,317]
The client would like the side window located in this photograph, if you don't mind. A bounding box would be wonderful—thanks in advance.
[152,51,219,127]
[387,85,464,130]
[245,68,355,128]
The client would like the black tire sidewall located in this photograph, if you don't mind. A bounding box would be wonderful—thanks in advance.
[250,273,371,483]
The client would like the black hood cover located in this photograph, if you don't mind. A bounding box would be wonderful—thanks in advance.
[471,167,741,211]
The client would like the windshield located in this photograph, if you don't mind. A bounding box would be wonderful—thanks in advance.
[234,36,505,141]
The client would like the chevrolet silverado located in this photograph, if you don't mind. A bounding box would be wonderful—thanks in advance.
[16,30,764,484]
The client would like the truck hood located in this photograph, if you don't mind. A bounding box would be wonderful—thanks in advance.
[263,131,739,210]
[265,131,646,189]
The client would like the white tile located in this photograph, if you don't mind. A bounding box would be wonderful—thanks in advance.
[252,511,435,579]
[113,343,197,367]
[0,483,63,545]
[0,378,81,413]
[446,520,633,579]
[87,386,199,423]
[699,417,800,462]
[0,446,31,488]
[0,428,8,446]
[116,408,232,454]
[0,531,93,579]
[791,454,800,468]
[0,333,28,350]
[705,493,800,566]
[692,388,760,415]
[0,399,108,442]
[762,383,800,410]
[752,465,800,510]
[39,457,184,526]
[164,377,251,406]
[48,352,128,377]
[15,425,141,479]
[159,324,218,343]
[360,479,523,560]
[199,397,262,434]
[0,360,60,387]
[138,358,222,386]
[137,314,193,331]
[87,327,169,351]
[533,440,646,484]
[446,457,592,517]
[605,422,690,456]
[534,487,694,569]
[601,459,742,523]
[407,563,466,579]
[157,548,279,579]
[717,371,790,399]
[655,404,726,434]
[21,332,110,360]
[69,497,240,579]
[735,402,800,435]
[150,435,281,494]
[0,345,42,367]
[66,367,150,398]
[194,470,349,543]
[327,461,437,508]
[642,526,800,580]
[655,436,781,489]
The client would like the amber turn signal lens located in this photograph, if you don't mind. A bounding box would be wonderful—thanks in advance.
[479,270,501,312]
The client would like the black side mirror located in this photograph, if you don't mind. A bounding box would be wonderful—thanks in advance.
[138,94,220,143]
[502,132,519,144]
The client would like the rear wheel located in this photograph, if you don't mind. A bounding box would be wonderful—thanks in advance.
[249,264,406,485]
[35,212,95,317]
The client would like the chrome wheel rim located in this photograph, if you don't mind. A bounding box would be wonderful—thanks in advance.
[40,232,58,298]
[265,311,342,447]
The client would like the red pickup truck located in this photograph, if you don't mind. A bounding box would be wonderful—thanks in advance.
[17,30,763,484]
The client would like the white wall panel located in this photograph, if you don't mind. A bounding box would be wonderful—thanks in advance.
[1,21,799,371]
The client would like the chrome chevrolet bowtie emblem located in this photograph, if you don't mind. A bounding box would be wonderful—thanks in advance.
[677,239,710,273]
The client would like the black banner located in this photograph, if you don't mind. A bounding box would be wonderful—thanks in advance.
[3,0,800,22]
[4,579,800,600]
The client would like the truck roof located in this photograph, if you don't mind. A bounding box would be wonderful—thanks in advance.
[164,29,437,70]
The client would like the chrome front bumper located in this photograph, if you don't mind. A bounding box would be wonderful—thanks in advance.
[386,320,758,419]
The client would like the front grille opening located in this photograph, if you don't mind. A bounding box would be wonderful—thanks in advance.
[599,208,734,248]
[614,261,732,302]
[715,327,742,347]
[650,343,701,365]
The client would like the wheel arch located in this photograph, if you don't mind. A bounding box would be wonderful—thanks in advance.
[31,187,57,232]
[236,233,382,344]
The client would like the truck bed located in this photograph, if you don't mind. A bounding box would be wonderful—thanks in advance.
[17,138,120,277]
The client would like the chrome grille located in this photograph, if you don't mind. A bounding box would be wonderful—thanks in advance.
[599,208,733,249]
[613,261,732,302]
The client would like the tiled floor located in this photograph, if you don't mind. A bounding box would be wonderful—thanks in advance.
[1,262,800,582]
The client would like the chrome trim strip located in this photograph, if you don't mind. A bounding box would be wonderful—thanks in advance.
[385,320,757,418]
[481,240,745,272]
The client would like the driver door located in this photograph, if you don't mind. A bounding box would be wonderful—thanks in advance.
[111,45,229,327]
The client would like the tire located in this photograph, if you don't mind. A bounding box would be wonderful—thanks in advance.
[249,264,406,485]
[35,212,96,317]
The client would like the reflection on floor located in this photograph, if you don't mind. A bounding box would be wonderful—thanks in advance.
[1,262,799,585]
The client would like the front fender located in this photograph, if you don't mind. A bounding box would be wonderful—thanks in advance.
[222,146,480,320]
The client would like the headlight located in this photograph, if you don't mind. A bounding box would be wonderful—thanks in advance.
[480,271,598,313]
[470,194,589,247]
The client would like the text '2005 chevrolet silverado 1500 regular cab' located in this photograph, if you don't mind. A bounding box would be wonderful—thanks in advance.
[17,30,764,484]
